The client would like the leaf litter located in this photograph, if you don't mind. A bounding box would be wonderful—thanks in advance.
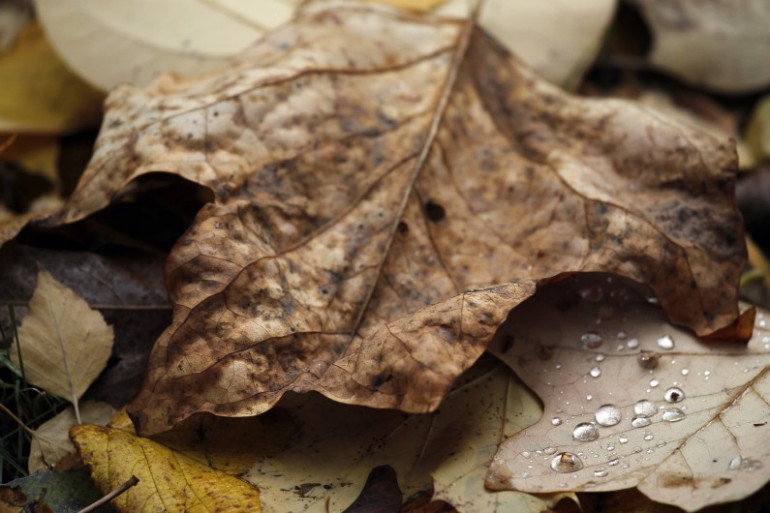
[26,0,745,435]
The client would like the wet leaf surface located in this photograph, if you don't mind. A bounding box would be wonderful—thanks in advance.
[486,274,770,512]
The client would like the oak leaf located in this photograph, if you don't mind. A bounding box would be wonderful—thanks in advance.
[70,423,262,513]
[43,0,744,434]
[486,274,770,512]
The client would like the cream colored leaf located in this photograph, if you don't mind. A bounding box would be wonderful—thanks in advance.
[11,270,114,403]
[243,358,571,513]
[436,0,615,88]
[486,274,770,512]
[34,0,300,91]
[28,401,116,474]
[629,0,770,93]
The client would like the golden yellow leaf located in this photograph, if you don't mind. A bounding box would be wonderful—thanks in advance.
[368,0,446,11]
[0,136,60,184]
[0,22,103,133]
[11,270,113,403]
[71,424,262,513]
[28,401,116,474]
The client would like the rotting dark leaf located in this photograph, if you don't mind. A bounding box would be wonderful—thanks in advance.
[30,0,744,434]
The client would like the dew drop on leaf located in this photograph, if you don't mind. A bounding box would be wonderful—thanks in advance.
[619,436,629,444]
[649,378,660,387]
[608,456,620,466]
[595,354,606,362]
[656,335,675,350]
[631,416,652,428]
[664,386,685,403]
[633,399,657,417]
[552,417,563,426]
[593,468,608,478]
[550,452,584,473]
[595,404,622,426]
[626,338,639,349]
[543,447,557,455]
[581,332,604,349]
[589,366,602,378]
[643,432,654,441]
[662,408,686,422]
[573,422,600,442]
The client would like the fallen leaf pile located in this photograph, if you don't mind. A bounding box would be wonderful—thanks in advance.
[3,0,769,511]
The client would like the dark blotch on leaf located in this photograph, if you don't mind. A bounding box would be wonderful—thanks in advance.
[424,201,446,222]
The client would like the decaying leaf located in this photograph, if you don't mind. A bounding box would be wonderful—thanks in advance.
[91,358,568,513]
[35,0,301,91]
[746,94,770,165]
[11,270,113,405]
[39,0,744,434]
[628,0,770,93]
[71,424,262,513]
[437,0,615,88]
[28,401,116,474]
[0,22,103,133]
[1,469,108,513]
[485,274,770,512]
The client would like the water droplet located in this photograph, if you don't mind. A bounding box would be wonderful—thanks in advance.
[595,404,622,426]
[631,416,652,428]
[729,455,743,470]
[633,399,657,418]
[608,456,620,466]
[595,354,606,362]
[573,422,600,442]
[590,366,602,378]
[593,468,609,478]
[638,352,659,369]
[543,447,557,455]
[619,436,629,444]
[662,408,686,422]
[647,296,659,305]
[521,451,532,459]
[606,444,615,451]
[664,387,685,403]
[617,330,628,340]
[656,441,667,448]
[643,432,654,441]
[586,394,594,401]
[581,332,604,349]
[632,446,642,454]
[681,368,689,376]
[657,335,675,350]
[646,447,655,454]
[555,364,562,370]
[626,338,639,349]
[550,452,584,473]
[704,370,711,376]
[649,378,660,388]
[552,417,563,426]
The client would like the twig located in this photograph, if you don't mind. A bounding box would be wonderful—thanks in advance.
[0,402,35,437]
[76,475,139,513]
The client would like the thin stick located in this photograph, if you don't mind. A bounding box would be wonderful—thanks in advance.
[76,475,139,513]
[0,402,35,437]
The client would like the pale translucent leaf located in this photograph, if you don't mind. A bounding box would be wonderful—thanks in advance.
[486,274,770,512]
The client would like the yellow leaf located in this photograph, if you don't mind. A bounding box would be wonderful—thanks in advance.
[71,424,262,513]
[367,0,446,11]
[0,136,60,185]
[28,401,115,474]
[11,270,113,403]
[0,22,103,133]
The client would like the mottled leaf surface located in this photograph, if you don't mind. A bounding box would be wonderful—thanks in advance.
[42,1,744,434]
[486,274,770,512]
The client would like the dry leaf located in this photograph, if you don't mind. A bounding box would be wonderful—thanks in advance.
[0,22,103,133]
[70,424,262,513]
[35,0,300,91]
[628,0,770,93]
[28,401,116,474]
[11,270,113,403]
[0,1,31,52]
[485,274,770,512]
[98,358,568,513]
[436,0,615,88]
[40,0,744,434]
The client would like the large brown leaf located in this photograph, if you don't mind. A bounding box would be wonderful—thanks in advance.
[44,1,744,434]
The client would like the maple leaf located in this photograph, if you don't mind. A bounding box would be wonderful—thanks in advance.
[486,274,770,512]
[41,0,744,434]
